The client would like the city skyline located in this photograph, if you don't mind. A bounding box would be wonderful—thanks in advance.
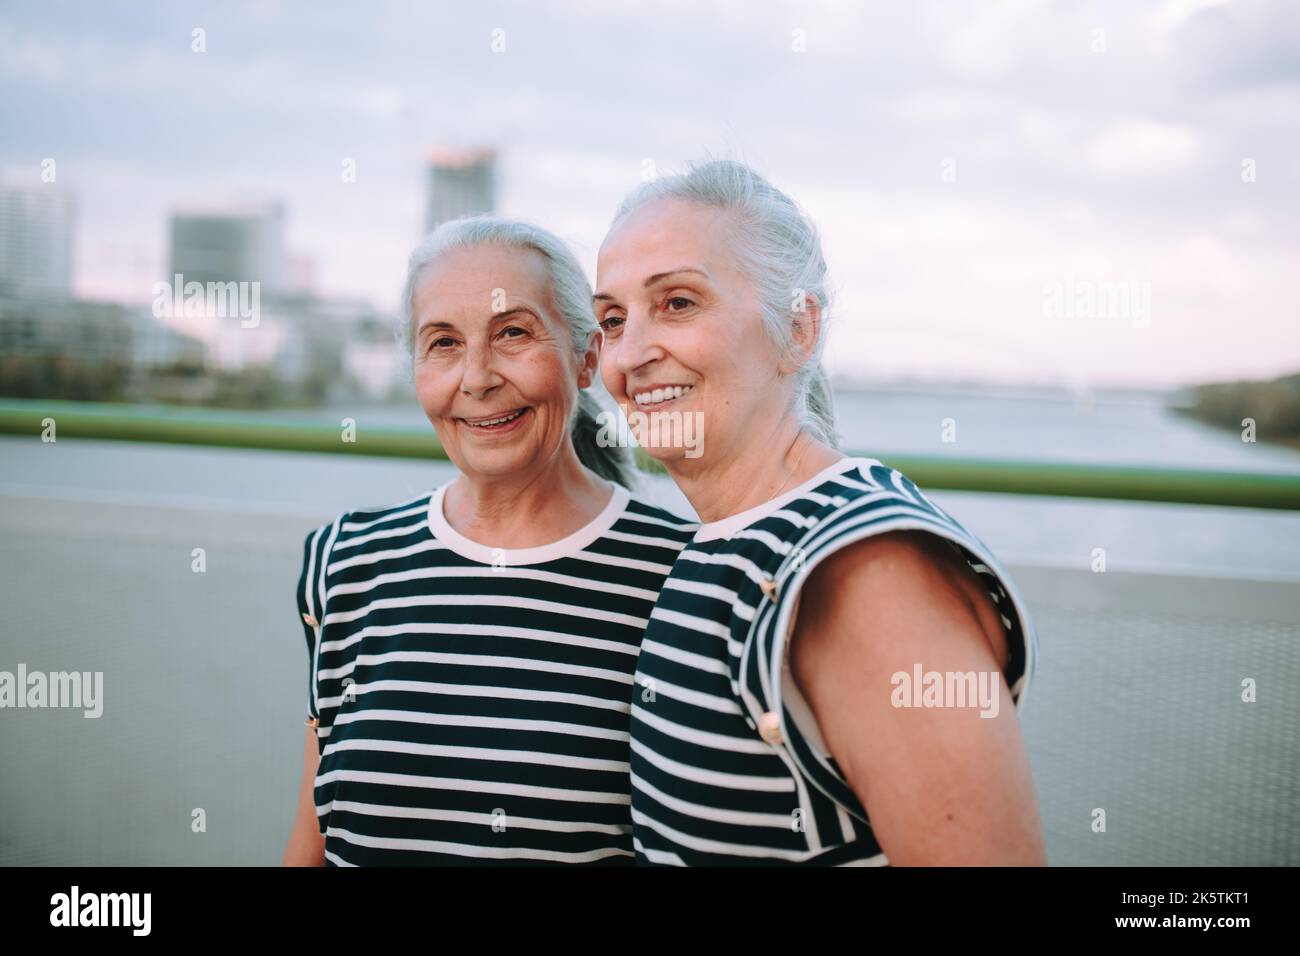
[2,0,1297,390]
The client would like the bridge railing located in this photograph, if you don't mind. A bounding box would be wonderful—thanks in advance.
[3,398,1299,511]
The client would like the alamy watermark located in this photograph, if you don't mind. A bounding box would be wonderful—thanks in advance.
[50,885,150,935]
[891,665,1000,718]
[152,273,261,328]
[1043,276,1151,328]
[596,405,704,458]
[0,664,103,717]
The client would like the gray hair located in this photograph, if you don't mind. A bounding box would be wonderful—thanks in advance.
[608,159,838,448]
[397,215,634,488]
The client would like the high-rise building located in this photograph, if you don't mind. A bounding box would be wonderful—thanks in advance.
[424,148,496,233]
[0,183,74,299]
[168,201,286,294]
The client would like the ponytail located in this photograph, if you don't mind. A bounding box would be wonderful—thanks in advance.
[572,389,634,488]
[803,363,838,449]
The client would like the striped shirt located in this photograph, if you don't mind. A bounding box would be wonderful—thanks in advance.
[629,456,1039,865]
[295,478,698,865]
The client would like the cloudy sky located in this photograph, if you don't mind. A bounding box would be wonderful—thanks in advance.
[2,0,1297,388]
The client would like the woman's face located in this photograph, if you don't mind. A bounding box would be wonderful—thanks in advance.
[411,243,596,482]
[594,197,792,466]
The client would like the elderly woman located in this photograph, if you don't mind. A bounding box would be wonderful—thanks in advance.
[282,217,697,865]
[593,160,1045,865]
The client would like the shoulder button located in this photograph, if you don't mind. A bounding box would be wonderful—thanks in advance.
[758,710,783,745]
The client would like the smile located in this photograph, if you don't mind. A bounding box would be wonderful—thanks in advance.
[460,407,529,430]
[633,385,694,409]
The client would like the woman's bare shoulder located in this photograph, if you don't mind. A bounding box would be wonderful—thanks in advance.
[798,529,1008,671]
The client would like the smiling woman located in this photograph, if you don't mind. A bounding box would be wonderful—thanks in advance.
[282,216,699,866]
[593,159,1044,866]
[402,219,632,490]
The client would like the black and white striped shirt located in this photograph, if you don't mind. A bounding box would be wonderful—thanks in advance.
[295,479,698,865]
[629,456,1038,865]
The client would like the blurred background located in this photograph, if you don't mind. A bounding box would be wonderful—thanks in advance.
[1,0,1297,865]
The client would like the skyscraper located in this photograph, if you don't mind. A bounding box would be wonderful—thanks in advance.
[424,148,496,233]
[169,201,286,294]
[0,183,74,299]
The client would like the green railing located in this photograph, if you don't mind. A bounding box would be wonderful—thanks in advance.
[3,398,1299,511]
[0,398,443,460]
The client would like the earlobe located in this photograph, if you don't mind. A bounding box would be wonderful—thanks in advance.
[578,332,601,389]
[793,296,821,345]
[782,296,822,374]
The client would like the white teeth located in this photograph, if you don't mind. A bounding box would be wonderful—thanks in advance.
[468,409,524,427]
[634,385,693,407]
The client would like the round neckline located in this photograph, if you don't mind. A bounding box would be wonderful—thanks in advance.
[692,455,878,542]
[427,477,629,566]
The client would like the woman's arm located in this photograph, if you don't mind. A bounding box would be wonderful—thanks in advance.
[788,529,1046,865]
[282,725,326,866]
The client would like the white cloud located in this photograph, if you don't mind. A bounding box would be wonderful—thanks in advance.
[0,23,67,83]
[1151,0,1234,52]
[1086,119,1201,176]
